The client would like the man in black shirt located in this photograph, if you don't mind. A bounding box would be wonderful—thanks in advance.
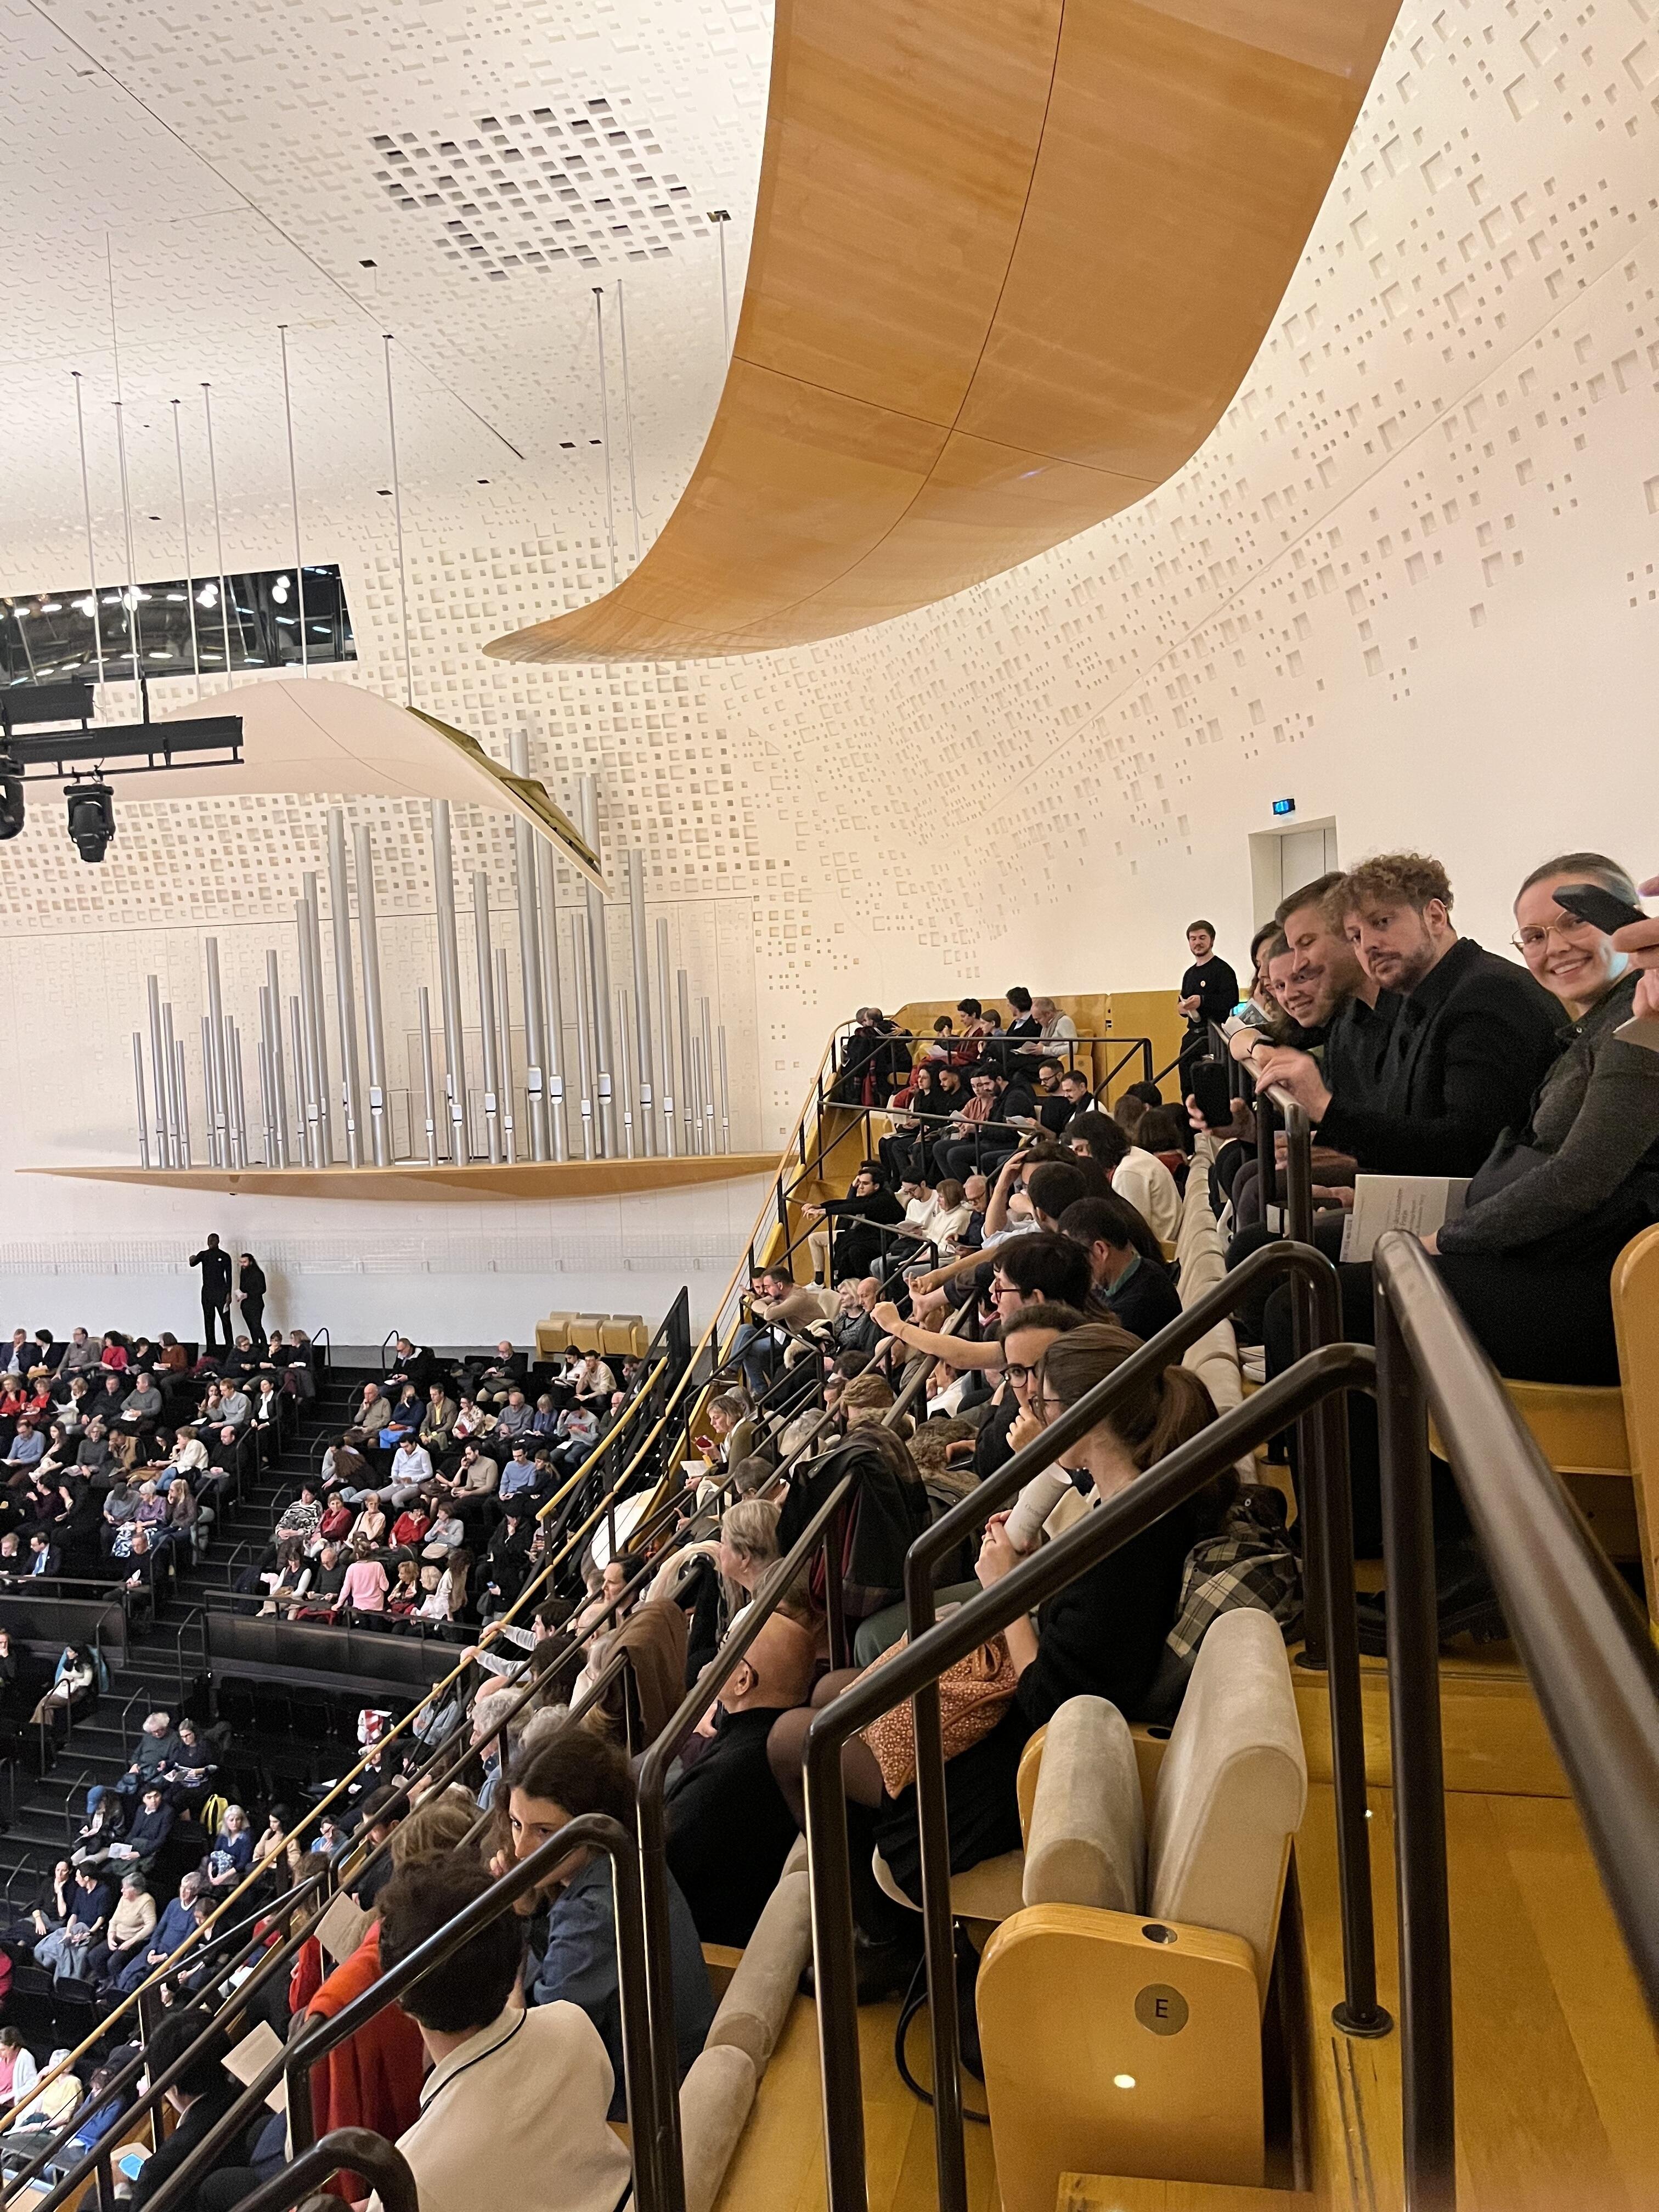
[1059,1197,1183,1339]
[1251,853,1561,1177]
[806,1164,906,1284]
[188,1234,233,1353]
[665,1613,816,1946]
[125,2006,244,2209]
[1178,920,1240,1094]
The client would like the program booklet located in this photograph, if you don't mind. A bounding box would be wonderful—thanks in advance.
[1339,1175,1470,1263]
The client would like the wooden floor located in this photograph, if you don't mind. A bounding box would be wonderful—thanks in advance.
[713,1991,1000,2212]
[1296,1777,1659,2211]
[714,1645,1657,2212]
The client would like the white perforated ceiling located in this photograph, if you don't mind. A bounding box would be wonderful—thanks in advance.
[0,0,770,555]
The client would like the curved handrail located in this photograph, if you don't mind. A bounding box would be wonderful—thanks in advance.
[894,1235,1379,2202]
[233,2128,418,2212]
[1373,1234,1659,2024]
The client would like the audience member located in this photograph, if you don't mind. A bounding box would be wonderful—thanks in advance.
[374,1856,631,2212]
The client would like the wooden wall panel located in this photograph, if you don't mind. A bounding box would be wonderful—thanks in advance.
[488,0,1401,667]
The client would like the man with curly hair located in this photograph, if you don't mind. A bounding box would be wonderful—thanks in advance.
[1249,850,1561,1176]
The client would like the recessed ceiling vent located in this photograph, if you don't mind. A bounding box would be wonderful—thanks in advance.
[371,94,705,278]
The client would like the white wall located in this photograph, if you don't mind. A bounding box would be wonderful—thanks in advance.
[0,1171,771,1348]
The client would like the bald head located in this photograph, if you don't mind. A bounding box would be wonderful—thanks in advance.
[725,1613,816,1715]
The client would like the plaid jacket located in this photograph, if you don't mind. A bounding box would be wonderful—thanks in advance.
[1163,1485,1304,1668]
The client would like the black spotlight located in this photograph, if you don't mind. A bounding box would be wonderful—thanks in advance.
[65,779,116,863]
[0,756,22,843]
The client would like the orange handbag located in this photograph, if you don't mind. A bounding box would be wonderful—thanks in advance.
[859,1632,1019,1797]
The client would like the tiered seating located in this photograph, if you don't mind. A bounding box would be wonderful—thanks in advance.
[979,1612,1307,2212]
[535,1310,652,1359]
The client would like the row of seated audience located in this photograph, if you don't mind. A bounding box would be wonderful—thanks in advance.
[1,851,1652,2208]
[218,1342,643,1637]
[1192,848,1659,1635]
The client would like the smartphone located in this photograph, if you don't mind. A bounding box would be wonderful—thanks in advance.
[1189,1061,1235,1130]
[1615,1013,1659,1055]
[1553,882,1646,935]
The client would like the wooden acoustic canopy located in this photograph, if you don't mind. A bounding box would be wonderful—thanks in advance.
[488,0,1401,665]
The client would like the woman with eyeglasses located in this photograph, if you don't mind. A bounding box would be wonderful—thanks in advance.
[775,1325,1223,1982]
[1406,851,1659,1381]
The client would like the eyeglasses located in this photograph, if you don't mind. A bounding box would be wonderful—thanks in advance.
[1002,1361,1037,1384]
[990,1279,1021,1299]
[1512,915,1600,956]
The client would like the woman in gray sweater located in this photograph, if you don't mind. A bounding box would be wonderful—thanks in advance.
[1427,851,1659,1382]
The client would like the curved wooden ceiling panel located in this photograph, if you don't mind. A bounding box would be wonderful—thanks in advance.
[487,0,1401,667]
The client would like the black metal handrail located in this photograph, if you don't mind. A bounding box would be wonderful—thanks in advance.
[234,2128,418,2212]
[803,1235,1659,2212]
[635,1459,860,2212]
[145,1812,655,2212]
[6,1869,329,2208]
[891,1233,1381,2209]
[1372,1231,1659,2204]
[803,1342,1375,2212]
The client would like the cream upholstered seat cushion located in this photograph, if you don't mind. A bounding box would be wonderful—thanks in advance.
[1147,1606,1307,1990]
[679,2042,758,2212]
[704,1869,812,2073]
[1020,1695,1144,1914]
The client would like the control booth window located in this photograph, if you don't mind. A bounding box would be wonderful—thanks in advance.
[0,566,356,686]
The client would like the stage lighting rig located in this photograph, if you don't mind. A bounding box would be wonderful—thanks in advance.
[0,680,242,862]
[65,778,116,862]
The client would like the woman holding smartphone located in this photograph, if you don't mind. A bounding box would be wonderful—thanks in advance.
[1417,851,1659,1381]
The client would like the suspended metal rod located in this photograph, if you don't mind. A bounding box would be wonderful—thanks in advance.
[593,287,618,591]
[382,332,415,707]
[169,399,203,699]
[71,373,105,688]
[201,385,235,689]
[617,279,642,570]
[278,325,309,675]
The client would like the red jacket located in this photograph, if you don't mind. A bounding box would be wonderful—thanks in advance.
[297,1925,427,2200]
